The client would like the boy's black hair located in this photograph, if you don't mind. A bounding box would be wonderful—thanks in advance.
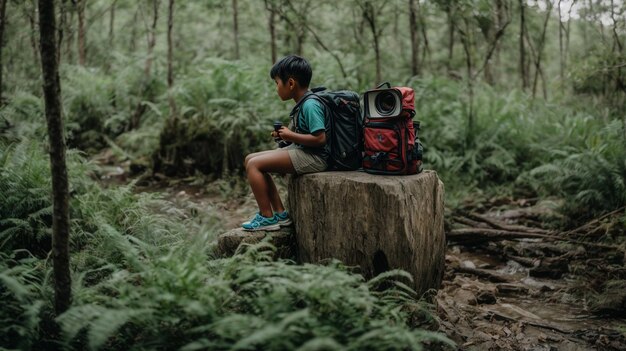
[270,55,312,87]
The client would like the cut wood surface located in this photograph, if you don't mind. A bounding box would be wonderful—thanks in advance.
[287,170,446,295]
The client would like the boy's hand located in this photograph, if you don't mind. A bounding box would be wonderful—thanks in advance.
[276,126,294,142]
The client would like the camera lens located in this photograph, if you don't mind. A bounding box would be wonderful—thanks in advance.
[375,91,396,116]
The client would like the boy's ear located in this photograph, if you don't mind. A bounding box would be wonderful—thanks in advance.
[287,77,296,89]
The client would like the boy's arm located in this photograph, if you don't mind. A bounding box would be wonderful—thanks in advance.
[277,127,326,147]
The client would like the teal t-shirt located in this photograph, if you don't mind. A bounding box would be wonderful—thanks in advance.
[292,97,329,161]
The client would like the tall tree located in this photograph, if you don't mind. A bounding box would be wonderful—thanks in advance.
[519,0,528,90]
[359,0,388,85]
[282,0,348,78]
[454,2,510,145]
[38,0,72,316]
[445,1,455,73]
[527,1,553,99]
[0,0,7,103]
[129,0,160,130]
[409,0,420,76]
[264,0,277,64]
[167,0,176,118]
[57,0,66,65]
[232,0,239,60]
[27,0,40,70]
[76,0,86,66]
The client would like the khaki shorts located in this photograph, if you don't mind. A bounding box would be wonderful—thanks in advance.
[284,144,327,175]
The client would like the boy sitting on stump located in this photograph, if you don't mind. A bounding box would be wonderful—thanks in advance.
[242,55,328,231]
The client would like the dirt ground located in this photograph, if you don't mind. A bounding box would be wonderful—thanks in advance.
[94,155,626,351]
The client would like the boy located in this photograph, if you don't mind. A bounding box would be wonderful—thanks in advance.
[242,55,328,231]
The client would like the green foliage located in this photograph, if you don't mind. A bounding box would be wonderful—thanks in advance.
[59,242,451,351]
[0,140,450,350]
[155,59,285,175]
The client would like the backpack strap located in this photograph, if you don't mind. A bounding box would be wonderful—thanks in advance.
[290,90,324,133]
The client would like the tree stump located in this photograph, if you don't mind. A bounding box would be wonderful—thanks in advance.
[216,227,295,259]
[287,170,446,295]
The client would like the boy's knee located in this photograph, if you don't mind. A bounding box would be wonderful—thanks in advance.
[246,157,259,172]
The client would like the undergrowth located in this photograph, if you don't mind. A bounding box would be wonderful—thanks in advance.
[0,140,452,350]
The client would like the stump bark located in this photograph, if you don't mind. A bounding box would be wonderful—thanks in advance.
[287,170,445,295]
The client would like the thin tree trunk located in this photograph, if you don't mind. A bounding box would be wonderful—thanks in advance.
[519,0,528,90]
[264,0,277,63]
[77,0,86,66]
[28,0,40,70]
[109,1,115,49]
[531,2,552,99]
[130,0,159,130]
[564,0,575,73]
[0,0,7,103]
[558,0,564,94]
[38,0,72,316]
[457,18,474,147]
[283,0,348,78]
[143,0,158,77]
[129,6,138,51]
[65,4,73,63]
[167,0,176,119]
[409,0,420,76]
[418,0,429,70]
[493,0,506,83]
[446,4,454,73]
[57,0,66,65]
[232,0,239,60]
[362,1,383,85]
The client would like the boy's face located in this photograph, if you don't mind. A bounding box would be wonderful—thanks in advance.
[274,77,294,101]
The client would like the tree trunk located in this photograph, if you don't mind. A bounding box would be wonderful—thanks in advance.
[408,0,420,76]
[129,6,138,51]
[531,2,552,99]
[288,171,446,296]
[143,0,159,77]
[130,0,159,130]
[418,0,429,71]
[461,18,474,147]
[76,0,86,66]
[264,0,277,63]
[28,0,40,71]
[65,2,73,63]
[362,1,384,85]
[446,4,455,73]
[232,0,239,60]
[167,0,176,119]
[0,0,7,103]
[57,0,66,65]
[283,0,348,78]
[109,0,115,50]
[558,0,565,94]
[519,0,528,90]
[38,0,72,316]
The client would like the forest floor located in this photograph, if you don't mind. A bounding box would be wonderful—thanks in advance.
[95,155,626,351]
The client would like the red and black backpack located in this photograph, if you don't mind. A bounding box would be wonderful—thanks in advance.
[362,82,423,175]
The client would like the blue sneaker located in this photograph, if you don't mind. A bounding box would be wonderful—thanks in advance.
[242,213,280,231]
[274,210,292,227]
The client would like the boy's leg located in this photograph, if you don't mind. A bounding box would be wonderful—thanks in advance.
[264,173,285,213]
[245,151,295,218]
[244,150,276,169]
[246,150,288,214]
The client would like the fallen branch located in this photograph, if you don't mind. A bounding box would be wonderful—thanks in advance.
[448,227,621,250]
[465,212,550,234]
[453,266,513,283]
